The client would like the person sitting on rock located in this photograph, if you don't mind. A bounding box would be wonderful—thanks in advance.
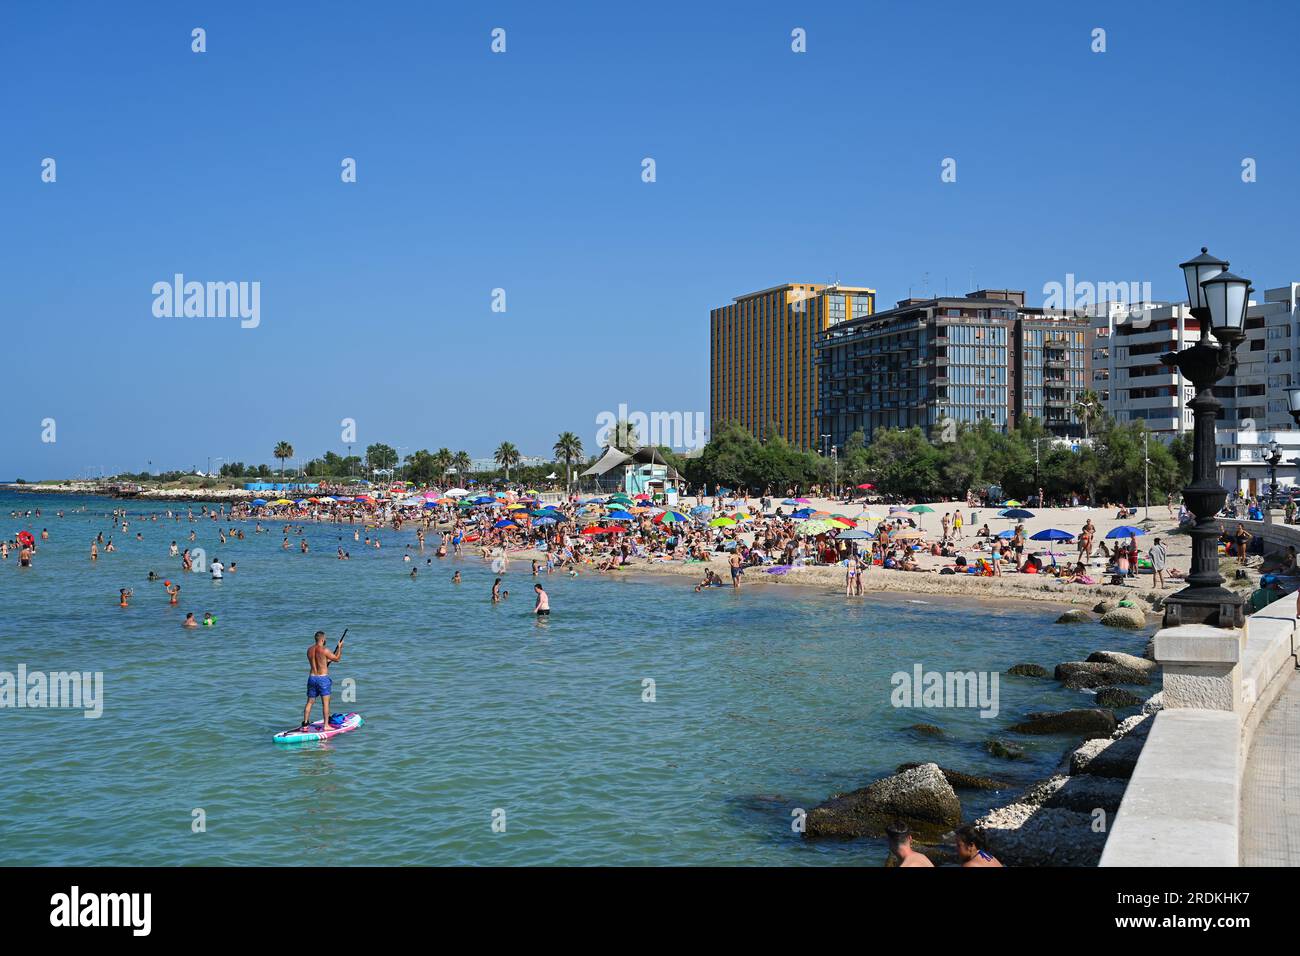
[886,822,933,868]
[955,825,1003,867]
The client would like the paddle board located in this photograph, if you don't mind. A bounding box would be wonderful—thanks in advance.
[273,712,364,744]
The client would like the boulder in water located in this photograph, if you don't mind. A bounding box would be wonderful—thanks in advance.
[1100,606,1147,629]
[1008,708,1117,737]
[1094,687,1144,709]
[1055,609,1092,624]
[804,763,961,840]
[1007,663,1049,678]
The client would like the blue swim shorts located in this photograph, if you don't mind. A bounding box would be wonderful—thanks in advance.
[307,675,332,698]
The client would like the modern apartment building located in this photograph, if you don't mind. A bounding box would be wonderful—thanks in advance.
[814,290,1092,449]
[710,282,876,449]
[1092,285,1300,495]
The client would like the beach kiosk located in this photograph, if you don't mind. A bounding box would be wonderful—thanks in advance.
[580,447,681,505]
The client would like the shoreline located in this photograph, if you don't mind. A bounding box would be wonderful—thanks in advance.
[505,546,1170,614]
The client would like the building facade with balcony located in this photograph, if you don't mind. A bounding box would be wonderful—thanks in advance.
[814,289,1092,449]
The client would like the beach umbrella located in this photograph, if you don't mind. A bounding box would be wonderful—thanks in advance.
[838,528,873,540]
[654,510,686,524]
[607,509,635,521]
[781,499,800,506]
[797,519,834,536]
[1106,525,1146,539]
[995,529,1016,539]
[1003,500,1023,507]
[709,516,737,528]
[493,519,517,529]
[690,505,713,516]
[271,499,293,506]
[856,511,883,522]
[856,483,875,490]
[1030,528,1075,542]
[892,528,924,540]
[888,506,910,514]
[1001,508,1035,520]
[472,496,495,504]
[908,505,935,514]
[251,498,268,507]
[318,496,336,503]
[335,496,354,502]
[791,508,814,519]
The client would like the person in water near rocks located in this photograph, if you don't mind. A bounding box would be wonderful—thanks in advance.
[886,822,933,868]
[301,630,344,730]
[954,825,1002,867]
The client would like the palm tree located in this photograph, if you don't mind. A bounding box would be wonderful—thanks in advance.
[553,432,584,491]
[1073,390,1103,442]
[432,448,453,485]
[452,450,471,483]
[494,441,521,482]
[273,441,294,479]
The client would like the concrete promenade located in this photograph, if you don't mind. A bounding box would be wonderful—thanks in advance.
[1241,669,1300,865]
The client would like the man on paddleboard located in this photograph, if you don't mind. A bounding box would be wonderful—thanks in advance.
[301,631,344,730]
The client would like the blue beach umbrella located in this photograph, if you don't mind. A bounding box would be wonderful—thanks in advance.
[251,498,267,506]
[1002,508,1035,520]
[1030,528,1075,542]
[781,499,800,506]
[690,505,712,516]
[1106,525,1146,539]
[534,516,557,526]
[996,529,1017,538]
[493,519,517,529]
[791,508,814,519]
[607,509,635,521]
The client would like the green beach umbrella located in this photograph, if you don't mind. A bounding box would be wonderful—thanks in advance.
[709,516,736,528]
[797,519,834,536]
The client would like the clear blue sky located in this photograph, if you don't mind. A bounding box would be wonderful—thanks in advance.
[2,0,1296,478]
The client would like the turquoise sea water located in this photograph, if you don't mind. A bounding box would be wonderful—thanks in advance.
[0,493,1155,865]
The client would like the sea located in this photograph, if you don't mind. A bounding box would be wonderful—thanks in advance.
[0,491,1154,865]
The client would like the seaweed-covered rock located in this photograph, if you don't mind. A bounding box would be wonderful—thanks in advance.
[1055,661,1152,689]
[1094,687,1145,709]
[985,739,1026,761]
[1008,708,1117,737]
[1007,663,1049,678]
[1093,601,1117,614]
[1100,606,1147,629]
[896,763,1012,791]
[804,763,961,840]
[1055,609,1092,624]
[907,723,945,737]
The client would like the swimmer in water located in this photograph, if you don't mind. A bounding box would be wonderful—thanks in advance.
[954,825,1003,867]
[182,612,198,628]
[202,612,216,627]
[533,583,550,616]
[118,588,132,608]
[491,578,502,603]
[167,582,180,605]
[452,570,461,584]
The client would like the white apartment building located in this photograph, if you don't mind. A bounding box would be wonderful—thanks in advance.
[1093,286,1300,497]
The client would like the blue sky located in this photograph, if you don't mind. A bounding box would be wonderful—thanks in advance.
[2,0,1296,478]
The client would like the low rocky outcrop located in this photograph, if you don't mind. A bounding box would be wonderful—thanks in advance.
[804,763,961,840]
[974,803,1108,867]
[1055,609,1092,624]
[895,763,1012,791]
[1015,773,1128,815]
[1069,716,1151,778]
[1086,650,1159,677]
[906,723,945,737]
[1093,600,1117,614]
[985,739,1026,761]
[1008,708,1117,737]
[1007,663,1049,678]
[1141,691,1164,715]
[1099,606,1147,629]
[1055,661,1152,689]
[1094,687,1145,709]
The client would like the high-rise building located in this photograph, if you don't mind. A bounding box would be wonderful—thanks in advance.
[814,290,1093,449]
[710,282,875,449]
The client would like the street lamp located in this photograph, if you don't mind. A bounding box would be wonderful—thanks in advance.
[1159,247,1249,629]
[1264,439,1283,520]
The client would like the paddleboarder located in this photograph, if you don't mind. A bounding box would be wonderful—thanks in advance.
[301,630,345,731]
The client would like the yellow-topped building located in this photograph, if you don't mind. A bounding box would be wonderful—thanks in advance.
[709,282,876,450]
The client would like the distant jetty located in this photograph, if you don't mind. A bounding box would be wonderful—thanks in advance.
[5,481,256,502]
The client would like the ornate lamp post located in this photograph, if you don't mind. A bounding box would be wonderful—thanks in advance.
[1264,439,1283,520]
[1286,386,1300,427]
[1160,248,1251,628]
